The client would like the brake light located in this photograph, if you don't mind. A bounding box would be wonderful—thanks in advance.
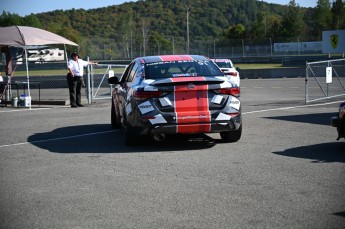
[228,112,240,117]
[133,91,165,100]
[224,72,238,76]
[216,87,240,96]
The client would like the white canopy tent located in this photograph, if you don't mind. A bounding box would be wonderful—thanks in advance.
[0,25,78,108]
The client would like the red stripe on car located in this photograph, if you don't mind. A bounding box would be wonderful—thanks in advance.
[159,55,193,61]
[172,77,211,133]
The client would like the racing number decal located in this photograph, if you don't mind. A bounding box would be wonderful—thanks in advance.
[172,77,211,133]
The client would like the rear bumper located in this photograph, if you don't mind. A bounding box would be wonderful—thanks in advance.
[148,120,240,135]
[128,105,242,135]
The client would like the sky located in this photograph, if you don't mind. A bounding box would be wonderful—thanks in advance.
[0,0,318,17]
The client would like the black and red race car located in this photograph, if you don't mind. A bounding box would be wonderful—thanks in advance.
[108,55,242,145]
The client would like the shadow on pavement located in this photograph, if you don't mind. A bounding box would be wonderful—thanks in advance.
[264,112,335,126]
[27,124,217,154]
[273,142,345,163]
[332,211,345,218]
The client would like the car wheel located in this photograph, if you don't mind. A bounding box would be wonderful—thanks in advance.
[111,98,121,129]
[220,124,242,143]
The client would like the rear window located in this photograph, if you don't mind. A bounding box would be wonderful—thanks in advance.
[214,61,233,68]
[145,60,223,79]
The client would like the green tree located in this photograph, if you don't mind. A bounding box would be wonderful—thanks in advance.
[22,14,43,28]
[331,0,345,29]
[225,24,246,39]
[149,31,171,55]
[249,4,280,41]
[278,0,305,41]
[266,15,283,41]
[0,11,23,26]
[312,0,332,38]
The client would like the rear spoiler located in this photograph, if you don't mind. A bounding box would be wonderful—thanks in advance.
[149,76,225,86]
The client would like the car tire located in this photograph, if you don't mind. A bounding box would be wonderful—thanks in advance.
[220,124,242,143]
[111,98,121,129]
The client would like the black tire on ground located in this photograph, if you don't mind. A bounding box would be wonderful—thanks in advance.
[111,99,121,129]
[220,124,242,143]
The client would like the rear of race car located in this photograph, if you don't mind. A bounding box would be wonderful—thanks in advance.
[126,75,241,143]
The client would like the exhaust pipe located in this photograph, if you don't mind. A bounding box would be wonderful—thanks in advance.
[153,133,166,142]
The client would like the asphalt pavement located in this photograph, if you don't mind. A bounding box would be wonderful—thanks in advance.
[0,78,344,228]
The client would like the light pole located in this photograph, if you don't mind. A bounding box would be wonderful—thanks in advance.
[269,37,272,56]
[172,36,175,54]
[186,7,190,54]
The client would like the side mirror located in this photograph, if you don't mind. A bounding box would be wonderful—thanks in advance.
[108,76,119,85]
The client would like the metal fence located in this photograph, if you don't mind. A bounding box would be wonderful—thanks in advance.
[88,63,127,102]
[0,61,127,106]
[1,61,69,105]
[305,59,345,104]
[80,37,324,60]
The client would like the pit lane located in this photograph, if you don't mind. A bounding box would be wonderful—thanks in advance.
[0,78,344,228]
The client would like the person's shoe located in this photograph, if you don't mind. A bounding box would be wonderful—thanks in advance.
[71,105,78,108]
[77,104,84,107]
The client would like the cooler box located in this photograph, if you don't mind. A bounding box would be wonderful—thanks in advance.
[19,94,31,107]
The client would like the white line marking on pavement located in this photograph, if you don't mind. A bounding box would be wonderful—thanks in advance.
[0,106,69,113]
[0,108,52,113]
[243,100,342,115]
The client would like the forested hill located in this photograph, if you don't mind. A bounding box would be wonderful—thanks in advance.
[35,0,293,42]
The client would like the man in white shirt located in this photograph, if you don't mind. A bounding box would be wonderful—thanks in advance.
[67,52,97,108]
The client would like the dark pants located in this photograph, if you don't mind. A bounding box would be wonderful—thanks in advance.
[67,76,82,106]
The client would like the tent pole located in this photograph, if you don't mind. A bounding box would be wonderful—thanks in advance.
[25,48,31,109]
[64,44,68,65]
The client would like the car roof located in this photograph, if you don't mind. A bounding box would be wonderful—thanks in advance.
[137,55,209,64]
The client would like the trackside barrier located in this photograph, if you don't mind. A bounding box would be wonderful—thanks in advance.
[87,63,127,103]
[305,59,345,104]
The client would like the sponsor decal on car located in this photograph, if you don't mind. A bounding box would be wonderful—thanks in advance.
[178,114,211,120]
[138,101,154,114]
[229,97,240,110]
[172,73,198,77]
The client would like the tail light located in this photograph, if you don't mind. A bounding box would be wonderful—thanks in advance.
[228,112,240,117]
[216,87,240,97]
[224,72,238,76]
[133,90,165,100]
